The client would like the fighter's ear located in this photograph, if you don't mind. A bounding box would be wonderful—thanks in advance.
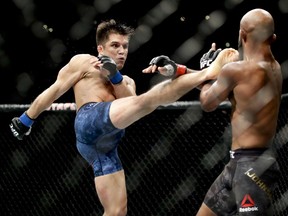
[97,45,103,53]
[240,29,247,42]
[268,34,276,44]
[272,33,276,42]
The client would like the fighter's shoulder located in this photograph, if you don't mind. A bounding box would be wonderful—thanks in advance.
[69,54,96,63]
[122,75,135,82]
[222,61,267,81]
[60,54,97,75]
[221,60,243,73]
[66,54,99,71]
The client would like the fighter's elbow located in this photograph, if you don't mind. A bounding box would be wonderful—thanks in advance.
[201,104,217,112]
[200,99,218,112]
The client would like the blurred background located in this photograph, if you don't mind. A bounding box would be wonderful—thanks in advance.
[0,0,287,104]
[1,1,288,216]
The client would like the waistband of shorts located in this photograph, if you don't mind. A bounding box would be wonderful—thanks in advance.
[229,148,269,159]
[77,102,99,112]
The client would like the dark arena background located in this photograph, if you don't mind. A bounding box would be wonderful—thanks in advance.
[1,0,288,215]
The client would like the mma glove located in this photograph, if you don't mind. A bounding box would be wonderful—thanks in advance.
[200,48,222,69]
[9,112,34,140]
[149,55,187,77]
[98,55,123,84]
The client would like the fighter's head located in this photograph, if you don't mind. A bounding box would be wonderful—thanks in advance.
[239,8,276,45]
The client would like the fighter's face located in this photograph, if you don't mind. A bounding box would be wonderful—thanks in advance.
[98,33,129,70]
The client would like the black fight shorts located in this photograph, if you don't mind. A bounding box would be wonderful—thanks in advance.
[204,148,280,216]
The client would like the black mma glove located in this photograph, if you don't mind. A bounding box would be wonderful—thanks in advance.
[149,55,187,77]
[98,55,123,84]
[200,48,222,69]
[9,112,34,140]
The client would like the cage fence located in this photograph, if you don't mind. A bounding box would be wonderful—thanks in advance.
[0,94,288,216]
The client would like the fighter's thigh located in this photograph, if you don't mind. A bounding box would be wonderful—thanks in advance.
[233,160,276,214]
[109,95,148,129]
[203,174,236,215]
[94,170,127,207]
[196,203,217,216]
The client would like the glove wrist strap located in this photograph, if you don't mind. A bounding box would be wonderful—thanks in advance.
[19,112,34,127]
[176,64,187,76]
[110,71,123,84]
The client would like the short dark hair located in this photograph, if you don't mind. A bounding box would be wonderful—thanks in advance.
[96,19,135,45]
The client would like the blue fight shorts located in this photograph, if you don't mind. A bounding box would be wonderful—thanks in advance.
[203,148,280,216]
[74,102,125,177]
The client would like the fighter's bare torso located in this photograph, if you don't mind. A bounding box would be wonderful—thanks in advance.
[229,60,282,149]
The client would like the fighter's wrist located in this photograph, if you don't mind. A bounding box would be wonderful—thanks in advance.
[19,112,34,127]
[176,64,187,76]
[110,71,123,84]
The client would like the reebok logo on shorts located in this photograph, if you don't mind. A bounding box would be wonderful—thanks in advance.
[239,194,258,212]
